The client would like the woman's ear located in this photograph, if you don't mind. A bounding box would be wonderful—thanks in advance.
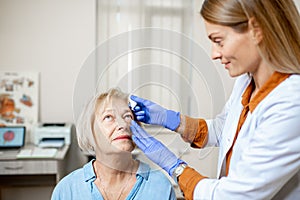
[248,17,263,44]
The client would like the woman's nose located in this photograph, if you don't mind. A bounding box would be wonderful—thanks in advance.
[115,118,127,130]
[211,46,222,60]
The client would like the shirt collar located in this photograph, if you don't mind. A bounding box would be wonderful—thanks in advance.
[135,161,150,180]
[83,159,151,182]
[242,71,290,112]
[83,159,96,182]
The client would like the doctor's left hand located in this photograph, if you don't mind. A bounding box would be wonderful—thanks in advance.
[130,120,185,176]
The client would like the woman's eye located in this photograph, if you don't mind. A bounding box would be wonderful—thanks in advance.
[124,114,133,120]
[214,40,223,47]
[104,115,113,122]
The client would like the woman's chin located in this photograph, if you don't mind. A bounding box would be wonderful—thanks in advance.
[228,70,244,78]
[113,142,135,153]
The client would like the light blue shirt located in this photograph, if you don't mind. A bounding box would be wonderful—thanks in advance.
[51,160,176,200]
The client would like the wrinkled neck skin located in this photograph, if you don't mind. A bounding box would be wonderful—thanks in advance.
[95,146,135,173]
[93,123,136,173]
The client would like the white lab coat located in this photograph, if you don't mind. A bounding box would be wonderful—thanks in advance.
[193,74,300,200]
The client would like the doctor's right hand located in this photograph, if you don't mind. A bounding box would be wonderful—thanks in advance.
[130,95,180,131]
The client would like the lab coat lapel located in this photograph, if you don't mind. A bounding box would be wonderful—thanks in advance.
[217,102,244,178]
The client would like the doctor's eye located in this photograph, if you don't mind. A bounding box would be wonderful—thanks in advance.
[211,37,223,47]
[214,41,222,47]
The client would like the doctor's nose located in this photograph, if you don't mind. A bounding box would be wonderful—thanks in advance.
[211,46,222,60]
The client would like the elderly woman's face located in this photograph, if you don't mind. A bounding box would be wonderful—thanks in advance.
[94,97,135,152]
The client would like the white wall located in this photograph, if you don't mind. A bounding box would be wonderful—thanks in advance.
[0,0,96,124]
[0,1,95,199]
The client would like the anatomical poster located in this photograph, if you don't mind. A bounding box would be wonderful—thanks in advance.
[0,72,39,126]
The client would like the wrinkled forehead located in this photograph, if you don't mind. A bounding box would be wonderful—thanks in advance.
[95,96,129,114]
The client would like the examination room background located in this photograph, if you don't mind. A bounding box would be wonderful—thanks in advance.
[0,0,299,200]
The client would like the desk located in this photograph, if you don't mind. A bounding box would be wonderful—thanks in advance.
[0,144,69,188]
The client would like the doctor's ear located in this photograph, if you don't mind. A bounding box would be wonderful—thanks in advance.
[248,18,263,44]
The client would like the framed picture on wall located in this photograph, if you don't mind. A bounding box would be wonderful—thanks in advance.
[0,72,39,126]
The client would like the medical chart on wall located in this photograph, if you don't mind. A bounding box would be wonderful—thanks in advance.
[0,72,39,126]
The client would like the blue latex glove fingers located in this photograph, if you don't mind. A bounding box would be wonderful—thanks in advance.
[130,95,161,125]
[133,110,147,122]
[130,121,185,176]
[130,120,156,150]
[130,121,150,150]
[130,95,180,131]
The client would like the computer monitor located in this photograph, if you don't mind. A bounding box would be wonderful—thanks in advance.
[0,126,26,149]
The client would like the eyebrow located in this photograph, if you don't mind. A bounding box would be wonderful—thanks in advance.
[102,108,113,113]
[101,108,132,115]
[123,108,133,114]
[208,32,220,40]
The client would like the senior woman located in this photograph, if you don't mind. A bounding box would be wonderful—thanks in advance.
[51,88,176,200]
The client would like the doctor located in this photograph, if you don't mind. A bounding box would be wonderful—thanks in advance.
[130,0,300,199]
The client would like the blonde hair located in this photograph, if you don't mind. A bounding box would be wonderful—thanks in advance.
[200,0,300,74]
[76,88,129,155]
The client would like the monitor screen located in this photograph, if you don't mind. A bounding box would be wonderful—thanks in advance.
[0,126,25,148]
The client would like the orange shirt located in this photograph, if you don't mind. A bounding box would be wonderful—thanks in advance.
[178,72,290,200]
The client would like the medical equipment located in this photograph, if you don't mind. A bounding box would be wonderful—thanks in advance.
[33,123,71,148]
[129,98,137,111]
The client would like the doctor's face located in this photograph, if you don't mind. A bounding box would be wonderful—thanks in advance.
[94,97,135,152]
[205,21,262,77]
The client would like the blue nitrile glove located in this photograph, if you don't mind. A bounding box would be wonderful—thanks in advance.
[130,95,180,131]
[130,120,186,176]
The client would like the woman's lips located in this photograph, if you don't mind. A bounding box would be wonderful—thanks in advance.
[113,135,132,141]
[224,62,231,69]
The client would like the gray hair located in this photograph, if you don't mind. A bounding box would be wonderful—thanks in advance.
[75,88,129,155]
